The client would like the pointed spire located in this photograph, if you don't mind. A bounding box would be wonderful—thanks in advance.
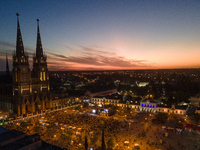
[16,13,25,57]
[6,53,9,76]
[36,19,43,58]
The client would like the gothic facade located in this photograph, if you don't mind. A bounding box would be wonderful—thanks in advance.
[12,14,52,115]
[0,14,84,117]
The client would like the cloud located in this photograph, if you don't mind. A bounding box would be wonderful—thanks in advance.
[80,46,116,56]
[0,41,15,48]
[46,45,153,70]
[0,40,153,71]
[47,52,69,59]
[0,40,35,55]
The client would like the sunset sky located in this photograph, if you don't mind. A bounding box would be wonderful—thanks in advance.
[0,0,200,71]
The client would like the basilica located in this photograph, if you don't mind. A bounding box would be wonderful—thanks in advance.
[0,14,52,116]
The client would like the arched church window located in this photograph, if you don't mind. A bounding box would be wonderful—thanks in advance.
[43,72,46,81]
[40,72,43,81]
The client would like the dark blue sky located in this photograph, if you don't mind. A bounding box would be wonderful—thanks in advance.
[1,0,200,71]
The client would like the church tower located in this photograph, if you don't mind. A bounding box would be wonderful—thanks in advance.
[12,13,32,115]
[32,19,51,112]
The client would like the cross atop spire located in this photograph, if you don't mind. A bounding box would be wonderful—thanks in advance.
[16,13,25,58]
[36,18,43,58]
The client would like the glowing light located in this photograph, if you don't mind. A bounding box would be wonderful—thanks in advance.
[92,109,96,113]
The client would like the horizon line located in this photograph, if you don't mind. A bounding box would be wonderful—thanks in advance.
[1,67,200,73]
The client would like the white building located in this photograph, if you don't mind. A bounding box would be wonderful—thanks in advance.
[90,97,187,115]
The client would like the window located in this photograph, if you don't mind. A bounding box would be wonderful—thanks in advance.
[40,72,43,81]
[43,72,46,81]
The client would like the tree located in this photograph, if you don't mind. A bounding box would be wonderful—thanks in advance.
[126,107,131,114]
[90,134,98,147]
[84,135,88,150]
[75,105,81,110]
[60,134,71,144]
[20,121,27,128]
[33,119,40,133]
[152,113,168,124]
[83,102,89,108]
[65,129,73,136]
[35,119,40,126]
[101,129,106,150]
[27,118,34,126]
[107,137,115,149]
[46,128,55,138]
[135,87,148,99]
[133,146,140,150]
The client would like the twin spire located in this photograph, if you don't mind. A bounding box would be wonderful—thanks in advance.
[36,19,43,58]
[16,13,24,58]
[16,13,43,59]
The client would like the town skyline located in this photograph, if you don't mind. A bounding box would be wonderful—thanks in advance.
[1,0,200,71]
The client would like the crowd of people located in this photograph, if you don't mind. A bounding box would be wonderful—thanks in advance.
[5,106,200,150]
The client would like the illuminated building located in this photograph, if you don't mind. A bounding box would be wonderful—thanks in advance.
[91,95,120,106]
[11,14,52,115]
[0,14,52,116]
[91,97,186,115]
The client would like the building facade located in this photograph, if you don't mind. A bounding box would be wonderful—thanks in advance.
[0,14,86,117]
[90,97,186,115]
[12,15,52,115]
